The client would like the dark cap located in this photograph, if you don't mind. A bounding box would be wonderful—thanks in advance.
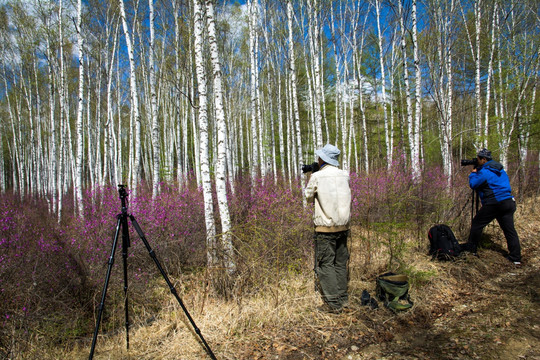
[477,148,492,160]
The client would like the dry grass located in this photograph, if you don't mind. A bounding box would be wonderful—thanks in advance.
[38,196,540,359]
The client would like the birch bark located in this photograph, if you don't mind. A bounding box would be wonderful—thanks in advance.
[375,0,391,167]
[475,0,483,147]
[307,0,323,148]
[149,0,161,199]
[412,0,422,180]
[194,0,217,266]
[248,0,261,180]
[206,0,235,273]
[399,1,414,177]
[287,1,305,196]
[74,0,84,215]
[119,0,142,192]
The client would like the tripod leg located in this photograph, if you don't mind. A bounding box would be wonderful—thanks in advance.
[121,215,131,350]
[89,216,122,360]
[128,214,218,360]
[471,189,475,225]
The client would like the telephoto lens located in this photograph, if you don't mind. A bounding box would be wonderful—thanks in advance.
[460,158,478,167]
[301,162,320,174]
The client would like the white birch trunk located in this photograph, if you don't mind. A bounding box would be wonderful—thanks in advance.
[32,58,44,196]
[329,1,342,148]
[106,23,119,187]
[400,1,414,177]
[206,0,235,273]
[74,0,85,215]
[412,0,422,180]
[149,0,161,199]
[427,0,455,185]
[287,1,304,194]
[519,74,536,168]
[87,77,94,188]
[354,7,370,173]
[45,27,57,210]
[307,0,323,148]
[194,0,217,267]
[445,0,455,184]
[248,0,259,180]
[277,68,286,178]
[57,0,67,220]
[119,0,142,192]
[484,4,498,149]
[286,73,293,184]
[116,56,123,184]
[375,0,391,168]
[475,0,483,147]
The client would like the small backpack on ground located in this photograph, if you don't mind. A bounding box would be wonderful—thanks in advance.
[428,224,461,260]
[375,272,413,313]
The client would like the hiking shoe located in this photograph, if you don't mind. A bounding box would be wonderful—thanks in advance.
[505,256,521,266]
[361,290,371,306]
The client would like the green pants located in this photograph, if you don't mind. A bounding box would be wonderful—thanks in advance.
[314,231,349,309]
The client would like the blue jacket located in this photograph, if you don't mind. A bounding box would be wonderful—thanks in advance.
[469,160,513,205]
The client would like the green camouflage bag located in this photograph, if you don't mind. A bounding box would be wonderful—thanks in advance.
[376,272,413,312]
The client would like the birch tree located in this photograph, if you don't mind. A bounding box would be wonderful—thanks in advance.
[474,0,482,147]
[287,1,305,193]
[307,0,323,148]
[412,0,422,179]
[248,0,262,181]
[374,0,391,167]
[57,0,67,219]
[149,0,160,199]
[425,0,456,184]
[496,1,539,169]
[399,1,416,177]
[75,0,85,216]
[459,0,483,148]
[206,0,235,273]
[119,0,142,190]
[193,0,217,267]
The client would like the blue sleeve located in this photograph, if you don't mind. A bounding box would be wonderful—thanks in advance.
[469,170,486,189]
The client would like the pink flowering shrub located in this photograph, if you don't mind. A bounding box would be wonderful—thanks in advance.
[0,193,92,354]
[1,156,533,353]
[229,175,312,294]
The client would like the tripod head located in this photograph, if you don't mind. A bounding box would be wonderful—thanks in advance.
[118,185,129,215]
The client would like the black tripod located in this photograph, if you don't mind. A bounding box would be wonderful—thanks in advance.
[89,185,217,360]
[471,188,480,224]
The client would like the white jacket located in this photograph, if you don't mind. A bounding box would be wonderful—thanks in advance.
[305,165,351,232]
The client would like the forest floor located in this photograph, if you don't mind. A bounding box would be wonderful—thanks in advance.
[63,197,540,360]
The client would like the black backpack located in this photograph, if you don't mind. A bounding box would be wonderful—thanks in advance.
[428,224,461,260]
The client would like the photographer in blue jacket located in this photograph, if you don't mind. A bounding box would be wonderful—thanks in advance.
[462,149,522,265]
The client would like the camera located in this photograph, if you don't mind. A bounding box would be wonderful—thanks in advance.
[118,184,128,198]
[302,162,320,174]
[460,158,478,167]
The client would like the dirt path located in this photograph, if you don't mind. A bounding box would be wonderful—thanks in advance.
[354,254,540,360]
[238,219,540,360]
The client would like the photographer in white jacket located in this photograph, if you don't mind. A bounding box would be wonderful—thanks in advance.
[305,144,351,313]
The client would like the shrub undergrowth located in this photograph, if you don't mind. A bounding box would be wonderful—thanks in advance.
[0,156,537,357]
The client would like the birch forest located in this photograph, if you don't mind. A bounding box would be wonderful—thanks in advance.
[2,1,540,358]
[0,0,538,211]
[0,0,540,205]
